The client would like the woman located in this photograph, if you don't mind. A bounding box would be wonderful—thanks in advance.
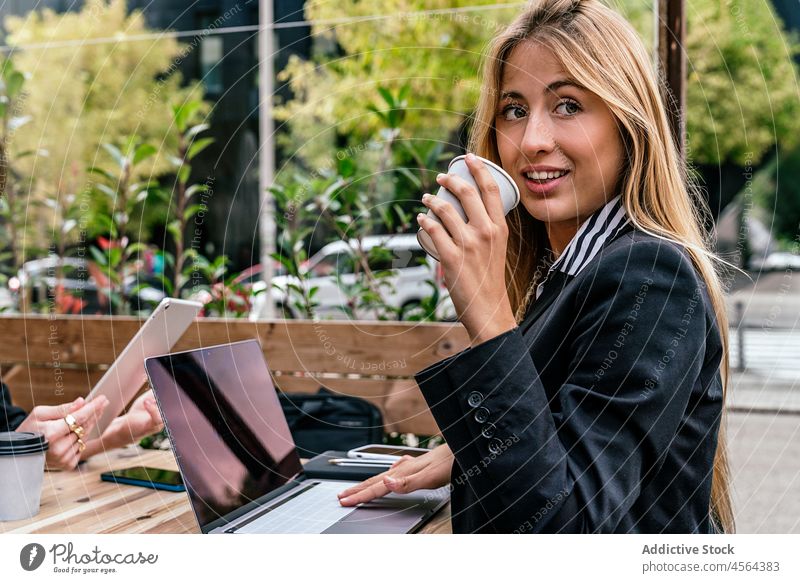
[338,0,733,534]
[2,383,163,471]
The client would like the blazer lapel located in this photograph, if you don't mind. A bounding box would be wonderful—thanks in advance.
[518,222,635,334]
[519,269,571,334]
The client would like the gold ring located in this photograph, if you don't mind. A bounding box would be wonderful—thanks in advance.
[63,413,84,437]
[64,413,77,430]
[77,438,86,453]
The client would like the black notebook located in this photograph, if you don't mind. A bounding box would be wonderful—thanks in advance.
[302,450,389,482]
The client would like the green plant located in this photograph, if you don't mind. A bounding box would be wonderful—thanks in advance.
[272,85,449,321]
[157,99,215,298]
[189,254,250,317]
[87,139,159,313]
[0,58,34,282]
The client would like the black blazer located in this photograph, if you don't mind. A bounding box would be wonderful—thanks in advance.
[415,225,724,533]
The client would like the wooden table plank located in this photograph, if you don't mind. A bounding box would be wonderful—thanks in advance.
[0,446,451,534]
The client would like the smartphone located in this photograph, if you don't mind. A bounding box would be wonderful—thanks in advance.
[347,444,429,461]
[100,466,185,492]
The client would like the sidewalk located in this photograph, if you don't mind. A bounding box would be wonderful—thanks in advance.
[728,410,800,533]
[727,371,800,414]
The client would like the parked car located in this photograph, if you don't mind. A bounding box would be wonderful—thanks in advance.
[14,256,165,313]
[257,234,456,321]
[0,286,13,311]
[751,251,800,272]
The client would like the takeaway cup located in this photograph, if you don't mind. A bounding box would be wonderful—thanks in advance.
[0,431,49,521]
[417,154,520,261]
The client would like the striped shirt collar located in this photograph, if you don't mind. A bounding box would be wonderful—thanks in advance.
[536,194,630,299]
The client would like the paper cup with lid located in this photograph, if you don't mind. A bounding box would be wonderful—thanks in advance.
[416,154,520,261]
[0,432,49,521]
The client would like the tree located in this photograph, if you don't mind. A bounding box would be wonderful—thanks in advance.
[276,0,799,173]
[3,0,205,248]
[273,0,519,173]
[751,149,800,245]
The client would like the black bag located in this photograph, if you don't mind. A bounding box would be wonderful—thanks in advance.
[278,387,384,459]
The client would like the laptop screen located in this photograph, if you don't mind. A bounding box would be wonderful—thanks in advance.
[145,340,303,530]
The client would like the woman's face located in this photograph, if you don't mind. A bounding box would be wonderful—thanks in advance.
[495,41,625,237]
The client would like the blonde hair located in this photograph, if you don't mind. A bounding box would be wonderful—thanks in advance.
[468,0,734,533]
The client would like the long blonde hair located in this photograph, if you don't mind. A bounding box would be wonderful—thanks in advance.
[468,0,734,533]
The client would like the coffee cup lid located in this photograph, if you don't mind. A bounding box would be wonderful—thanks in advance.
[0,432,49,456]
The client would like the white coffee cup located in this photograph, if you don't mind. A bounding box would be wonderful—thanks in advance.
[416,154,520,261]
[0,431,49,521]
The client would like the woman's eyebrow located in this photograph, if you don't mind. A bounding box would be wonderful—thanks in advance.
[499,79,586,101]
[546,79,586,92]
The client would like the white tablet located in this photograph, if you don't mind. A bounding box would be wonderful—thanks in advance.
[85,298,202,440]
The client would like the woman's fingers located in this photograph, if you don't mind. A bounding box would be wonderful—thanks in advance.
[61,439,82,471]
[464,154,505,223]
[338,480,390,507]
[143,396,164,429]
[337,456,415,499]
[435,166,491,226]
[337,470,390,499]
[46,432,79,470]
[421,193,469,244]
[49,432,77,460]
[69,396,109,434]
[338,455,431,506]
[417,212,458,262]
[31,398,83,423]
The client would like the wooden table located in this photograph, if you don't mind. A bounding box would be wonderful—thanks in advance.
[0,447,451,534]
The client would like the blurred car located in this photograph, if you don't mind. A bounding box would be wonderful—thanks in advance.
[0,286,13,311]
[14,256,165,313]
[258,234,457,321]
[751,252,800,272]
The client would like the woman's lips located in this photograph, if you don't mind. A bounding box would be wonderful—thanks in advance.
[522,171,570,195]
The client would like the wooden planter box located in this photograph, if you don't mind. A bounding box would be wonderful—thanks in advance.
[0,316,470,436]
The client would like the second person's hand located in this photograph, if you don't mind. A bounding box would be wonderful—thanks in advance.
[337,443,454,507]
[16,395,109,470]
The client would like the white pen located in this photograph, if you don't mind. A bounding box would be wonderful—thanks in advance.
[327,458,393,466]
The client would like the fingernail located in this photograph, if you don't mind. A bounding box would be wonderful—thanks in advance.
[436,173,445,181]
[384,476,397,486]
[339,496,351,504]
[417,213,425,221]
[422,193,431,202]
[466,153,475,161]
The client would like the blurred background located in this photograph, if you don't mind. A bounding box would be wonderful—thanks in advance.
[0,0,796,532]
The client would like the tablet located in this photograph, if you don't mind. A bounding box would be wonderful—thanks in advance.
[85,298,202,440]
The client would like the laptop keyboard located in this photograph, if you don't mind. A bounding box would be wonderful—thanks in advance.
[234,481,358,534]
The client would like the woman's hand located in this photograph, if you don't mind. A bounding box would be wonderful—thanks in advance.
[16,396,109,471]
[418,153,517,345]
[337,444,454,506]
[81,390,163,459]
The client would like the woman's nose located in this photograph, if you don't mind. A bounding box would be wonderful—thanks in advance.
[520,116,556,156]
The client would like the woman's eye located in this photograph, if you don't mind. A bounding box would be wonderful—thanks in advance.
[500,104,527,121]
[555,99,581,116]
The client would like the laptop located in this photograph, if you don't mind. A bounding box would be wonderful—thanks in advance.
[144,339,449,534]
[86,298,202,440]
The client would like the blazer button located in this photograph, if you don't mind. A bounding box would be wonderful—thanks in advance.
[473,407,490,424]
[467,391,484,408]
[481,423,496,439]
[488,438,504,455]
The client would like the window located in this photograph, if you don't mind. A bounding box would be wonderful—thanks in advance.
[200,35,224,94]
